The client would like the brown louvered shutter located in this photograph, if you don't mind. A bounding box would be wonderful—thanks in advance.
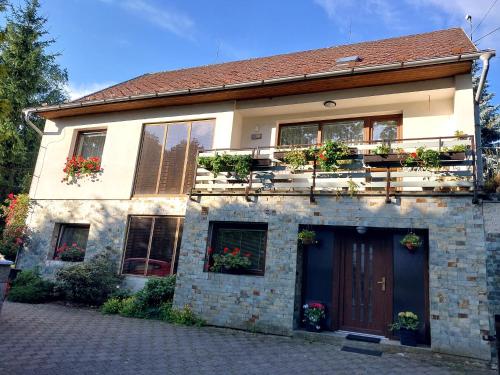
[183,120,214,193]
[134,125,166,194]
[122,217,152,275]
[157,123,189,194]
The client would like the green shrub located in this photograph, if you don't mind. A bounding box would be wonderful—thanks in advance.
[7,269,55,303]
[135,276,176,308]
[118,296,146,318]
[161,303,205,326]
[55,249,123,305]
[100,297,124,314]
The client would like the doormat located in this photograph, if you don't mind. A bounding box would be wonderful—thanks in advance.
[341,346,383,357]
[345,334,381,343]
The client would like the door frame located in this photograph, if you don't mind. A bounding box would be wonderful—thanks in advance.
[331,228,394,337]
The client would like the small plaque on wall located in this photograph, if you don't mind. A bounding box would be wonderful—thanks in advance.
[251,133,262,140]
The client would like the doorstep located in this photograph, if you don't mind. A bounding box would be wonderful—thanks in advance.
[292,329,492,370]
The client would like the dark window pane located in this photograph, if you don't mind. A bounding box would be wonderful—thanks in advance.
[183,121,214,193]
[279,124,318,146]
[134,125,165,194]
[76,131,106,159]
[158,123,189,194]
[54,224,90,259]
[147,217,178,276]
[372,120,398,141]
[322,120,364,143]
[122,217,152,275]
[211,223,267,274]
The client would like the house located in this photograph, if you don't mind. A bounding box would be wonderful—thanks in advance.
[19,28,499,362]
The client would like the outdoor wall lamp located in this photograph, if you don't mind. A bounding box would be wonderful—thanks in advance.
[323,100,336,108]
[356,226,368,235]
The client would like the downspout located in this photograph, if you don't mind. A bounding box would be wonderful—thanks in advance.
[21,108,43,137]
[473,51,495,189]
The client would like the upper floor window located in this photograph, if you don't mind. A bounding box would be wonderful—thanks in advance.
[278,116,400,146]
[133,120,214,195]
[75,130,107,159]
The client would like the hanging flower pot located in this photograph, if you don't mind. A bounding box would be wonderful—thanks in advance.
[400,233,422,251]
[298,230,316,245]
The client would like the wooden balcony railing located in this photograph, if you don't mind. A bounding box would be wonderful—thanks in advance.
[191,135,477,203]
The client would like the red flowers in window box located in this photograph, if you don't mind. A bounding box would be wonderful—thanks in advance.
[55,243,85,262]
[209,247,251,272]
[62,156,103,183]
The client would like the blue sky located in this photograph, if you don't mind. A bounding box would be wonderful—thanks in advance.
[8,0,500,104]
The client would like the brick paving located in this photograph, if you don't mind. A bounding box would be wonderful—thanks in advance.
[0,302,494,375]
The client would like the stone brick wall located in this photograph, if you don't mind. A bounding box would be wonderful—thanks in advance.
[18,197,188,286]
[174,195,492,360]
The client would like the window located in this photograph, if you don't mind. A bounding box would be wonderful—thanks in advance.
[133,120,214,195]
[206,222,267,276]
[122,216,183,277]
[278,116,401,146]
[53,224,90,260]
[75,130,107,158]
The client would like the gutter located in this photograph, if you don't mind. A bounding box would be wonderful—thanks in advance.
[22,108,44,137]
[26,51,492,115]
[474,51,495,103]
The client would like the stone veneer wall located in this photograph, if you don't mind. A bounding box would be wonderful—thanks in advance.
[174,195,492,361]
[18,197,188,290]
[483,201,500,363]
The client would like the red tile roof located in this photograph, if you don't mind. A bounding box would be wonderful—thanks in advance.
[76,28,476,103]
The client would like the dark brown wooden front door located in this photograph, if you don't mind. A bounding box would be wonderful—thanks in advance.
[337,233,393,336]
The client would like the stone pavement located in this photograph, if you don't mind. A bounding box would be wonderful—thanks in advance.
[0,302,495,375]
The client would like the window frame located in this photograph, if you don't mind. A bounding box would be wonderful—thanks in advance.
[52,223,90,260]
[205,221,268,276]
[73,129,107,158]
[277,114,402,146]
[120,215,184,277]
[132,119,215,197]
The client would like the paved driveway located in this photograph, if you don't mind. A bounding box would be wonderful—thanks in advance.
[0,302,494,375]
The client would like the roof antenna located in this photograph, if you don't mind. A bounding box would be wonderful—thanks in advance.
[465,14,473,40]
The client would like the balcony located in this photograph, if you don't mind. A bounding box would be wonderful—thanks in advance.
[191,135,477,202]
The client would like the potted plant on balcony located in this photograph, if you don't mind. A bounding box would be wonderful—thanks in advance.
[283,149,308,172]
[314,140,351,171]
[400,232,422,251]
[390,311,420,346]
[363,144,404,166]
[298,229,316,245]
[55,243,85,262]
[303,302,326,332]
[198,154,253,180]
[210,247,252,274]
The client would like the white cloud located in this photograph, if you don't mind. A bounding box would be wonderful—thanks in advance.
[66,81,115,101]
[97,0,195,39]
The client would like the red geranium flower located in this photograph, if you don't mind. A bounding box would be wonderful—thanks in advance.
[410,152,417,158]
[223,247,229,254]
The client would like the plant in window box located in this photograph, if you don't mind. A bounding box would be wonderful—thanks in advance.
[313,140,350,171]
[298,229,316,245]
[283,149,308,172]
[302,302,326,332]
[198,154,252,179]
[374,143,392,156]
[209,247,251,273]
[400,233,422,251]
[390,311,420,346]
[55,243,85,262]
[62,156,103,184]
[401,147,441,170]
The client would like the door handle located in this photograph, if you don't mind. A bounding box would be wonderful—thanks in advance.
[377,277,386,292]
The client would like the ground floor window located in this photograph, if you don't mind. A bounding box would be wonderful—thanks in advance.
[205,222,267,276]
[122,215,183,277]
[53,224,90,261]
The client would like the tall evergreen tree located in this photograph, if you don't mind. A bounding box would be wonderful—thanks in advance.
[0,0,9,120]
[0,0,68,198]
[472,63,500,146]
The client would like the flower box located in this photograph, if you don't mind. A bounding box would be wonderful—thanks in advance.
[62,156,103,183]
[364,151,466,168]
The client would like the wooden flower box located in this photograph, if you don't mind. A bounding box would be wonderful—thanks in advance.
[363,151,466,167]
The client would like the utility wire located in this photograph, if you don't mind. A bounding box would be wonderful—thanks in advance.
[472,0,499,34]
[474,25,500,43]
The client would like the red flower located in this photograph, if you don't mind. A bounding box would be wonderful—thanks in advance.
[223,247,229,254]
[410,152,417,158]
[319,153,327,161]
[207,247,213,254]
[7,193,14,200]
[244,252,251,257]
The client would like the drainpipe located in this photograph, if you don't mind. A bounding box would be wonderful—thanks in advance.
[473,51,495,187]
[21,108,43,137]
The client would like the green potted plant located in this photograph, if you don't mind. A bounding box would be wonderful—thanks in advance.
[302,302,326,332]
[298,229,316,245]
[314,140,351,171]
[209,247,252,273]
[390,311,419,346]
[400,233,422,251]
[283,149,308,172]
[198,154,253,179]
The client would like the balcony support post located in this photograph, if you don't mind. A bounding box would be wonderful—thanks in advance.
[310,156,317,203]
[385,168,391,204]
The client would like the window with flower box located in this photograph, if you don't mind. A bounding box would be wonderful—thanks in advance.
[205,222,268,276]
[122,216,184,277]
[53,224,90,262]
